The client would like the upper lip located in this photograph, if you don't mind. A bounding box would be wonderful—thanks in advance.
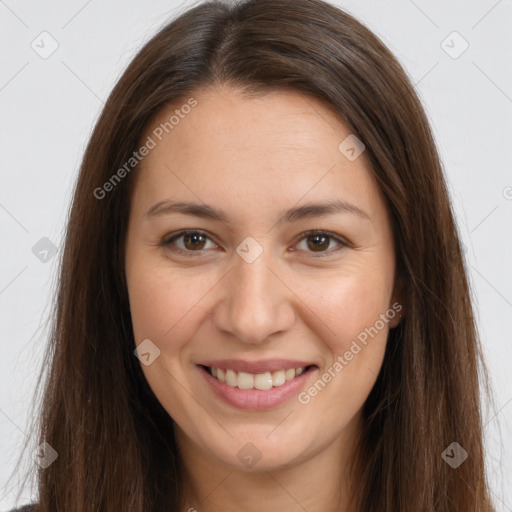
[197,358,316,374]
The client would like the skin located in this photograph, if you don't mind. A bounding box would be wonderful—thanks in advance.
[124,84,401,512]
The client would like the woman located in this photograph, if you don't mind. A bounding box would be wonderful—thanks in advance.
[8,0,494,510]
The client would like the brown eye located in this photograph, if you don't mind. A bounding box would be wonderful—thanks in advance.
[306,234,330,251]
[162,230,217,255]
[295,230,347,257]
[182,232,207,250]
[162,229,347,258]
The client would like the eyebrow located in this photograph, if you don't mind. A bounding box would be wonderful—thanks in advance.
[144,198,370,223]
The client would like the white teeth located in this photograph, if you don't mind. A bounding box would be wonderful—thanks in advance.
[209,366,309,389]
[272,370,286,386]
[237,371,254,389]
[254,372,273,390]
[285,368,295,381]
[225,369,237,387]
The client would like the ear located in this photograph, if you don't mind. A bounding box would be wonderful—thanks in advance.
[388,274,405,329]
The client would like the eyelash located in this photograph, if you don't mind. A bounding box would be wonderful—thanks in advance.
[161,229,349,258]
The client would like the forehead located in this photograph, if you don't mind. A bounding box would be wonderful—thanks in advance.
[131,85,384,223]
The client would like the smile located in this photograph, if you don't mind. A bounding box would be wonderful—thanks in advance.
[207,366,310,390]
[197,364,318,410]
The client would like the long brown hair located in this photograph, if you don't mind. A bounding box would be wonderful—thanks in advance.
[10,0,494,510]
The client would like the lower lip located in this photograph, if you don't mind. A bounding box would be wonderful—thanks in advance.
[197,365,317,410]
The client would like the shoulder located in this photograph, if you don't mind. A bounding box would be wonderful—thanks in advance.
[8,505,38,512]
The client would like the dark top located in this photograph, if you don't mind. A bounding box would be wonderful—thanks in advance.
[9,506,37,512]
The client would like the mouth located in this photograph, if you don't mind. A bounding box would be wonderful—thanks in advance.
[200,364,316,390]
[196,363,318,410]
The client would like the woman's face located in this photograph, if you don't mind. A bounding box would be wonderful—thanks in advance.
[125,85,400,472]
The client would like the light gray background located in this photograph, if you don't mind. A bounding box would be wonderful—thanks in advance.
[1,0,511,510]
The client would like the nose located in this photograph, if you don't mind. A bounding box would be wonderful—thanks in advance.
[212,250,296,345]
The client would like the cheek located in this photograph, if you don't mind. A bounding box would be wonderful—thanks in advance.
[301,261,393,400]
[126,259,220,347]
[312,266,393,343]
[292,285,391,429]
